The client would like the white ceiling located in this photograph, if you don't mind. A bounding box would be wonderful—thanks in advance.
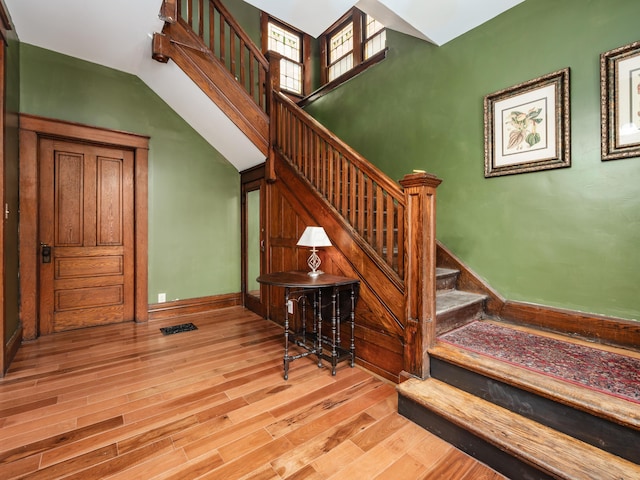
[4,0,523,171]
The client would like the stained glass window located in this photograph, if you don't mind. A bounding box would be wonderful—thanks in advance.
[364,15,386,60]
[323,10,386,84]
[268,21,303,95]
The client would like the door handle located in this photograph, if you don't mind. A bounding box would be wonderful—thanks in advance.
[41,243,52,263]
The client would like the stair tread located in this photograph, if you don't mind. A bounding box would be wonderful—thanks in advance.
[436,289,486,315]
[429,340,640,430]
[436,267,458,277]
[398,377,640,480]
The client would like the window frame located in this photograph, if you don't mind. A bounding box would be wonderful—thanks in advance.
[320,8,387,86]
[261,13,311,98]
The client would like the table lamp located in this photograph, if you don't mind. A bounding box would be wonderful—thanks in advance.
[296,226,331,277]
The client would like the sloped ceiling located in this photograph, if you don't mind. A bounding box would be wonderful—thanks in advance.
[245,0,524,46]
[4,0,523,171]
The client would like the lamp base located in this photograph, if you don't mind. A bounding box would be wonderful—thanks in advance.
[307,270,324,277]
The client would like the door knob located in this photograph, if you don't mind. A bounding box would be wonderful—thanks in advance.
[41,243,52,263]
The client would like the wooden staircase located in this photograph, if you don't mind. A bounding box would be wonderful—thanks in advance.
[399,266,640,479]
[151,2,640,477]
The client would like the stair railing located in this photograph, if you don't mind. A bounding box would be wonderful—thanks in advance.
[271,91,442,378]
[176,0,269,112]
[271,91,406,280]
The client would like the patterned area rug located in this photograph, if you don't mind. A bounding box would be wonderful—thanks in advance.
[440,321,640,404]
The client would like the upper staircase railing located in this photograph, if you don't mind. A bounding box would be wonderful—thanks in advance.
[154,0,270,154]
[176,0,269,112]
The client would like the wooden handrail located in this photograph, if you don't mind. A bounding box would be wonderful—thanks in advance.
[272,91,406,279]
[176,0,269,112]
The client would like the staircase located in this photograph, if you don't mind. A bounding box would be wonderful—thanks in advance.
[152,2,640,477]
[399,266,640,479]
[435,267,486,335]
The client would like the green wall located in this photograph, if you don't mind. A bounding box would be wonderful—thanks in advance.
[20,44,241,304]
[305,0,640,321]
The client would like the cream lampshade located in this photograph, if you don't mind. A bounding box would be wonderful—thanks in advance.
[296,226,332,276]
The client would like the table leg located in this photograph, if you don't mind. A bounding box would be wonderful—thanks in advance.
[283,287,290,380]
[350,285,356,368]
[331,287,338,376]
[316,289,323,368]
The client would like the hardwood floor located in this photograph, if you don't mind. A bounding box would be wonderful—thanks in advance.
[0,307,506,479]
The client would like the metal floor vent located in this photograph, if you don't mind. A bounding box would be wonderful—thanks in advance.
[160,322,198,335]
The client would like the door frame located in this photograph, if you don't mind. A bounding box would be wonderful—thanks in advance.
[240,164,265,317]
[19,114,149,340]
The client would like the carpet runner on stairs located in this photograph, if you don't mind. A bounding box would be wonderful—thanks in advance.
[439,320,640,404]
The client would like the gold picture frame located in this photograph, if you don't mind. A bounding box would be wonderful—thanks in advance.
[484,68,571,178]
[601,40,640,161]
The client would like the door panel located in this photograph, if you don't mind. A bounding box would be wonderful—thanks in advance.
[39,139,134,334]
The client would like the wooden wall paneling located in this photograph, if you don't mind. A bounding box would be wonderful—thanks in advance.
[500,302,640,351]
[266,154,406,381]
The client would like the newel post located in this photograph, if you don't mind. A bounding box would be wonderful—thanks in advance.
[400,171,442,379]
[265,51,282,183]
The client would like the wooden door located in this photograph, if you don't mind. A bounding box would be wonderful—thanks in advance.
[38,139,134,334]
[241,165,265,317]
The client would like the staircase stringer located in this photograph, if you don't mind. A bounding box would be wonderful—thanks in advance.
[153,1,270,156]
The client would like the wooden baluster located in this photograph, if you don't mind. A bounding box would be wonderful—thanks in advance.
[349,163,357,227]
[396,202,404,278]
[198,0,204,37]
[240,40,246,90]
[399,171,442,380]
[258,61,265,110]
[385,194,394,266]
[375,185,384,255]
[341,156,349,218]
[219,12,225,65]
[356,170,365,237]
[302,123,309,178]
[209,2,215,56]
[230,33,236,78]
[365,177,374,243]
[327,146,335,204]
[249,54,255,102]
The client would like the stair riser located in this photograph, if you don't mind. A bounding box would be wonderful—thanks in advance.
[435,300,484,335]
[398,394,555,480]
[431,357,640,464]
[436,273,458,290]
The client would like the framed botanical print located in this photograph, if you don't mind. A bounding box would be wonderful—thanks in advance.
[601,40,640,161]
[484,68,570,177]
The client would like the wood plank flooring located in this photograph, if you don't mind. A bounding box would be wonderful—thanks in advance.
[0,307,506,479]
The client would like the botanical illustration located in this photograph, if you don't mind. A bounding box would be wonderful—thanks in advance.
[484,67,569,177]
[504,105,544,151]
